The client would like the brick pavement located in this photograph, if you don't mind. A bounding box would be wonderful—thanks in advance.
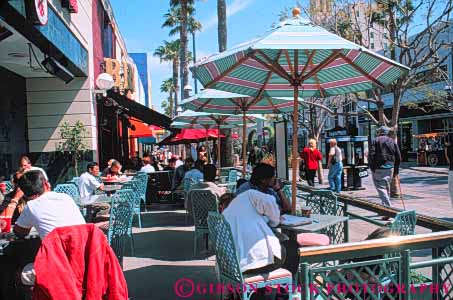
[123,165,453,300]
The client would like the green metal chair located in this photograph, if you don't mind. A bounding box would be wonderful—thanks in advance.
[133,173,149,211]
[121,180,143,228]
[54,184,80,202]
[306,190,338,215]
[389,210,417,236]
[107,189,135,265]
[227,169,238,183]
[207,212,293,300]
[190,189,218,255]
[68,177,80,186]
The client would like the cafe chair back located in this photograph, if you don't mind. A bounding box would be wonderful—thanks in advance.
[54,184,80,202]
[389,210,417,236]
[306,190,338,216]
[2,181,13,194]
[133,173,149,210]
[227,169,238,183]
[207,212,293,300]
[107,189,134,265]
[190,189,218,255]
[121,180,143,229]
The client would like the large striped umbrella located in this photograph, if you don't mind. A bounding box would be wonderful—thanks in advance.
[191,9,410,212]
[173,110,263,168]
[181,89,294,175]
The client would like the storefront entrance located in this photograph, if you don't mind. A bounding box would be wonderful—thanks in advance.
[0,66,27,179]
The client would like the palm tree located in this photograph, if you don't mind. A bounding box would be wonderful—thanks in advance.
[160,78,175,117]
[167,0,196,101]
[216,0,234,167]
[154,40,180,117]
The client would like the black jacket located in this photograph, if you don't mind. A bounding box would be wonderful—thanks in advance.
[369,135,402,174]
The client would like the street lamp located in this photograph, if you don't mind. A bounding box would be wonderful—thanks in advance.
[95,73,114,96]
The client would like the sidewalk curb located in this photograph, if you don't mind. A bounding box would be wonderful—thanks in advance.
[406,167,448,175]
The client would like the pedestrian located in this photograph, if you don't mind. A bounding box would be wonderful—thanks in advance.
[444,134,453,208]
[327,138,343,193]
[301,139,323,187]
[369,126,401,219]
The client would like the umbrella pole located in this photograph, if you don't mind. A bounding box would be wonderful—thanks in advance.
[291,85,299,214]
[217,123,221,170]
[205,126,210,163]
[242,111,247,177]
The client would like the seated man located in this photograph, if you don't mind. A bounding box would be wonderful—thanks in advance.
[163,158,177,171]
[183,159,204,185]
[78,162,109,222]
[235,163,291,214]
[186,164,226,213]
[19,155,48,181]
[223,189,283,274]
[13,170,86,285]
[140,156,156,173]
[189,164,226,198]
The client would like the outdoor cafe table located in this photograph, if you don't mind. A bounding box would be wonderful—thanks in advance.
[0,230,40,256]
[280,214,349,276]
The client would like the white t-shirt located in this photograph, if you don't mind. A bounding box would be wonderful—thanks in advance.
[16,191,86,239]
[329,146,343,163]
[78,172,101,198]
[29,166,49,181]
[140,164,156,173]
[223,190,281,272]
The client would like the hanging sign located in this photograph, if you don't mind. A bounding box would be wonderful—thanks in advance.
[28,0,49,26]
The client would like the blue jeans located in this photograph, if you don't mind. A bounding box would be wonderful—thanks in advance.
[328,162,343,192]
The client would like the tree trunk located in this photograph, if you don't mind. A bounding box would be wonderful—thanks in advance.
[172,59,179,117]
[217,0,227,52]
[217,0,233,167]
[180,0,190,100]
[169,92,174,119]
[74,154,79,177]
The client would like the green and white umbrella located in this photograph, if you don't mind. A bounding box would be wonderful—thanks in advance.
[181,89,294,174]
[173,110,263,168]
[191,10,410,212]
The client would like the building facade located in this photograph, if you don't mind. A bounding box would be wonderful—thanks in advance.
[130,52,152,108]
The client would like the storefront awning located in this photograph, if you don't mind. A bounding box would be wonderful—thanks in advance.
[107,90,172,129]
[129,119,163,138]
[158,129,224,145]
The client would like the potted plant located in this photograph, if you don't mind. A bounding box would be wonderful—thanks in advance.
[57,121,88,177]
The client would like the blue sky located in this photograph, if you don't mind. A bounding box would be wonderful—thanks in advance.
[110,0,304,113]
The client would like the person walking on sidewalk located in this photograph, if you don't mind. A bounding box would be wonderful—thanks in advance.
[444,135,453,208]
[327,139,343,193]
[301,139,323,187]
[369,126,401,218]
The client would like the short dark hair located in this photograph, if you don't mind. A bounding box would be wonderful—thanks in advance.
[17,170,47,198]
[185,157,194,164]
[250,163,275,185]
[203,164,217,182]
[19,155,31,165]
[87,162,99,171]
[194,159,205,171]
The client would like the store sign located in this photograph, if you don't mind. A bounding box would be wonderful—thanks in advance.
[28,0,48,25]
[327,128,348,138]
[102,58,135,92]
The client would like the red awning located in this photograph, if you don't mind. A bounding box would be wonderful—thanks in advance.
[232,132,239,139]
[129,119,164,138]
[159,129,225,145]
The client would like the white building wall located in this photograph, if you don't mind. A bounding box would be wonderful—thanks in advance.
[26,0,96,153]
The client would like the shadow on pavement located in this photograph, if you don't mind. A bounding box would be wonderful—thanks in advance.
[132,229,212,261]
[400,176,447,186]
[125,265,217,300]
[138,211,190,228]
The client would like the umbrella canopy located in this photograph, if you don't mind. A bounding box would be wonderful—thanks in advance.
[170,121,240,130]
[180,89,295,175]
[181,89,294,114]
[191,10,410,212]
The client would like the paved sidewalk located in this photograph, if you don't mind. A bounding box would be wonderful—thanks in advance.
[124,164,453,299]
